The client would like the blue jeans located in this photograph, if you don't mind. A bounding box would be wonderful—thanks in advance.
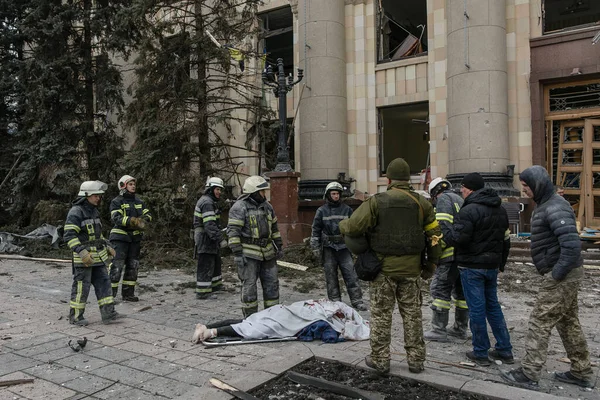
[459,268,512,358]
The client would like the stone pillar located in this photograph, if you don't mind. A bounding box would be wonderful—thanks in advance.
[298,0,348,180]
[266,171,304,246]
[447,0,509,174]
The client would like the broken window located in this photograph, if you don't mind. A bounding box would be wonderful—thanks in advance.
[543,0,600,34]
[258,6,293,75]
[378,102,429,176]
[377,0,427,64]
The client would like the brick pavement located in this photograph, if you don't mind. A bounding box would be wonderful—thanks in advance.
[0,259,598,399]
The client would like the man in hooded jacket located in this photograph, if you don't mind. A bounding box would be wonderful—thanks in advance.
[502,166,594,389]
[445,173,513,367]
[311,181,366,311]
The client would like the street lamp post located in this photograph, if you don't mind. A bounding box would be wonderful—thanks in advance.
[261,58,303,172]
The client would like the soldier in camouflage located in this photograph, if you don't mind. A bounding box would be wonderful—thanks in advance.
[311,181,366,311]
[227,176,283,317]
[340,158,442,375]
[502,166,594,389]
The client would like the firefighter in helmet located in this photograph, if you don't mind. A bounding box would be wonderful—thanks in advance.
[108,175,152,302]
[227,176,283,317]
[311,182,366,311]
[193,177,227,299]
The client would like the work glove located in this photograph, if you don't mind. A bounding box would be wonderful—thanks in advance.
[78,249,94,267]
[420,262,436,280]
[234,255,246,269]
[219,239,228,249]
[130,217,146,230]
[106,246,116,258]
[276,249,284,260]
[312,249,322,262]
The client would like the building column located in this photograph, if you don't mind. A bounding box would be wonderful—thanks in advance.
[298,0,348,181]
[446,0,509,174]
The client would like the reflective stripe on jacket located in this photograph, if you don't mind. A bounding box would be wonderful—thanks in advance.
[64,197,109,267]
[311,201,353,251]
[193,193,222,254]
[109,193,152,242]
[435,190,463,262]
[227,195,282,261]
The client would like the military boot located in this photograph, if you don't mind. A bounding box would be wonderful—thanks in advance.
[424,309,449,342]
[448,308,469,339]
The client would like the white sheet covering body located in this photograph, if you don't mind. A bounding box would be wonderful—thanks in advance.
[231,299,370,340]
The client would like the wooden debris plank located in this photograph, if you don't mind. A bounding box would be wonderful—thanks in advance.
[0,378,34,387]
[0,254,70,263]
[277,260,308,271]
[209,378,260,400]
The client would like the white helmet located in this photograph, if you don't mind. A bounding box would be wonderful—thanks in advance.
[206,177,224,188]
[78,181,108,197]
[428,177,451,198]
[323,181,344,199]
[118,175,136,191]
[242,175,270,194]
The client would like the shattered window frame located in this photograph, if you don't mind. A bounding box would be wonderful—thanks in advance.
[258,6,294,76]
[542,0,600,34]
[376,0,428,64]
[378,102,430,176]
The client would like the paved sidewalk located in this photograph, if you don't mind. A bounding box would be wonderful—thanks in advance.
[0,259,598,399]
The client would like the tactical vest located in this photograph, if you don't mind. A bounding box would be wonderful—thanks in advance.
[369,190,425,256]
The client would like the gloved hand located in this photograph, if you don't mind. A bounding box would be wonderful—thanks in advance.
[78,249,94,267]
[420,262,436,280]
[106,246,116,258]
[276,249,284,260]
[312,249,322,261]
[234,255,245,269]
[130,217,146,230]
[219,239,228,249]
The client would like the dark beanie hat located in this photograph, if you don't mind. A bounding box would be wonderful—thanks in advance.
[461,173,485,191]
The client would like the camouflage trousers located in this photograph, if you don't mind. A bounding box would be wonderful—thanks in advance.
[369,274,425,371]
[323,248,363,306]
[522,270,593,382]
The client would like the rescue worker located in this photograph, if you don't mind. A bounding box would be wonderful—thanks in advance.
[311,181,366,311]
[227,175,283,317]
[193,177,227,299]
[108,175,152,302]
[64,181,122,326]
[339,158,442,375]
[502,166,594,389]
[424,177,468,342]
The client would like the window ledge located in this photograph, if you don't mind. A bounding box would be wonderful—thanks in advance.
[531,25,600,47]
[375,54,428,72]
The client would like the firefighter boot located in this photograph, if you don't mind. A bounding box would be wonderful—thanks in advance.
[448,308,469,340]
[122,285,139,302]
[424,309,449,342]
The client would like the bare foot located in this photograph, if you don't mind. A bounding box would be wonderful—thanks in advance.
[191,324,207,344]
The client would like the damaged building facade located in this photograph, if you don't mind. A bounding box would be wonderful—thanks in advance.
[233,0,600,225]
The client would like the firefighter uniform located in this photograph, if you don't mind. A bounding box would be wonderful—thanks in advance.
[64,181,119,325]
[109,175,152,301]
[227,176,283,317]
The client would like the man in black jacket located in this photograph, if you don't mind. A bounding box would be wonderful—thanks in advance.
[502,166,593,389]
[446,173,513,367]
